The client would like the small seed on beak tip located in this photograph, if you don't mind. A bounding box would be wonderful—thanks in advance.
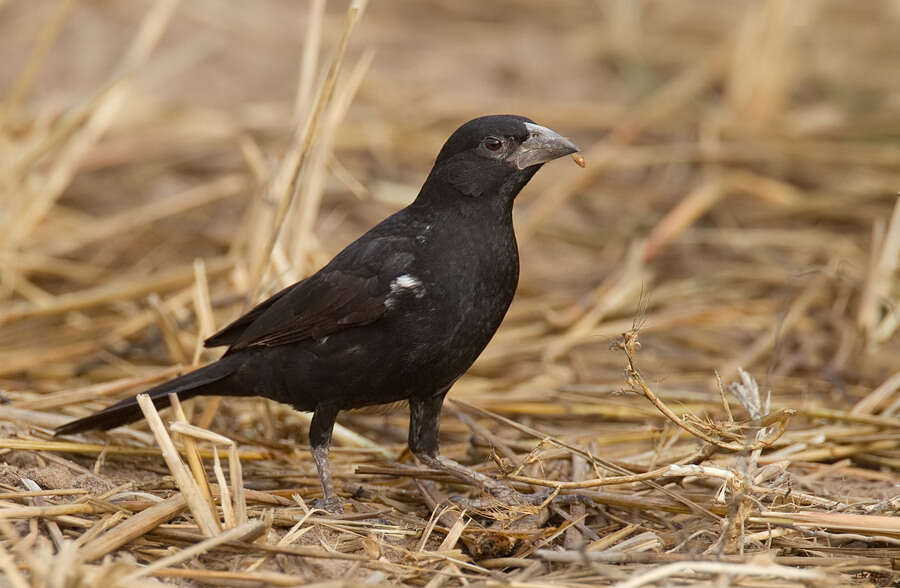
[572,153,585,168]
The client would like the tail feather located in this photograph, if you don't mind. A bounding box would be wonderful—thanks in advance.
[55,360,237,436]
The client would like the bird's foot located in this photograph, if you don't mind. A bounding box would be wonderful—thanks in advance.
[414,453,595,513]
[415,454,562,509]
[448,486,559,510]
[311,495,345,514]
[447,492,523,511]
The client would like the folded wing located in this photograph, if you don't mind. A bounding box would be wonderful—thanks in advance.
[206,270,388,353]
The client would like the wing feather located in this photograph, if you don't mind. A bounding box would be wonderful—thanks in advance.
[218,272,388,351]
[204,284,294,348]
[205,234,416,352]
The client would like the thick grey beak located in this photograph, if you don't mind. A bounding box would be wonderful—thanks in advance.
[507,122,580,170]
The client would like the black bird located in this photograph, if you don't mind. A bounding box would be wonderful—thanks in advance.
[56,115,580,512]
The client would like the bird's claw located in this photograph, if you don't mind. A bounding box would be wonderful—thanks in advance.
[451,485,590,510]
[311,496,345,514]
[447,485,544,510]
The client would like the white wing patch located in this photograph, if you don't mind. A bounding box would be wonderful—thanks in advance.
[386,274,426,308]
[393,274,420,291]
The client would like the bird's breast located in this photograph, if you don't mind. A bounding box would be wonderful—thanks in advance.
[382,214,519,382]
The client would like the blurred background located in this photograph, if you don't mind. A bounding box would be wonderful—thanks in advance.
[2,0,898,409]
[1,0,899,582]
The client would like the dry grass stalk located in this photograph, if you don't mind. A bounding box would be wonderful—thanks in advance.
[620,329,793,452]
[286,48,375,276]
[246,0,369,298]
[1,0,75,121]
[0,437,269,460]
[851,369,900,416]
[167,394,214,509]
[190,258,215,364]
[13,366,184,411]
[149,566,308,586]
[119,519,264,583]
[1,0,179,257]
[0,255,233,326]
[168,419,248,527]
[618,559,827,587]
[517,46,729,240]
[79,493,186,563]
[858,197,900,342]
[136,393,220,536]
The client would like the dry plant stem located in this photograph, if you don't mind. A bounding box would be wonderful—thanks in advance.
[536,550,832,581]
[620,329,793,452]
[149,293,189,364]
[292,0,326,123]
[118,520,264,583]
[0,255,233,325]
[41,174,247,257]
[191,258,216,364]
[73,511,128,549]
[794,406,900,429]
[247,0,368,299]
[19,478,64,550]
[1,0,75,120]
[0,502,106,519]
[715,370,734,422]
[0,286,199,377]
[2,0,180,252]
[450,399,629,476]
[641,179,723,262]
[415,503,455,551]
[79,494,187,562]
[0,489,86,500]
[518,45,729,240]
[288,49,374,276]
[505,462,734,491]
[754,510,900,535]
[135,393,220,536]
[718,274,826,384]
[149,567,307,586]
[0,438,268,460]
[212,447,235,528]
[168,394,214,508]
[612,560,827,588]
[14,366,184,411]
[168,420,248,526]
[194,397,223,430]
[858,197,900,340]
[448,405,520,465]
[851,370,900,415]
[150,529,372,561]
[519,549,893,567]
[543,241,647,361]
[0,543,29,588]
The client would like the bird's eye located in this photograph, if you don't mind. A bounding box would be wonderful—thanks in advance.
[483,137,503,151]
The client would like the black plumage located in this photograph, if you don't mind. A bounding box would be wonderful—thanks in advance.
[56,115,580,512]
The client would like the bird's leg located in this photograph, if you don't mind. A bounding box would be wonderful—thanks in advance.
[309,404,343,513]
[408,390,516,501]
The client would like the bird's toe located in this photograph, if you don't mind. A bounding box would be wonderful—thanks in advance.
[311,496,345,514]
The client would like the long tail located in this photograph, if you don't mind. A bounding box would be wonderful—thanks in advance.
[55,358,239,435]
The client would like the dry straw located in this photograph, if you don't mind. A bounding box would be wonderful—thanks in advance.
[0,0,898,586]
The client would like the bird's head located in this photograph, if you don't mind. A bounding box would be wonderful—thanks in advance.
[421,114,580,202]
